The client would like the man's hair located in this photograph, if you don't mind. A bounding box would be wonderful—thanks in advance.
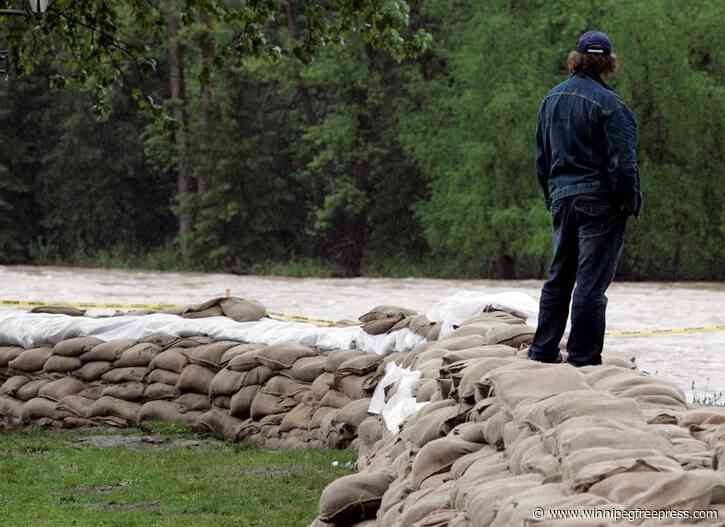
[567,50,618,76]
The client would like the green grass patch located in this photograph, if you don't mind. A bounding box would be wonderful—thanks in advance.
[0,426,355,526]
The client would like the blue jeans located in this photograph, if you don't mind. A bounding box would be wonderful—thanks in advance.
[528,194,627,366]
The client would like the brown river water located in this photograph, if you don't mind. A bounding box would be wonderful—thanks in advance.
[1,265,723,397]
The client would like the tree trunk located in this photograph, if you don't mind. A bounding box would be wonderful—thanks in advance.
[167,1,191,254]
[198,9,215,195]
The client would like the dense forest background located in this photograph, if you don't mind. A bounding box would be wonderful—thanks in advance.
[1,0,724,280]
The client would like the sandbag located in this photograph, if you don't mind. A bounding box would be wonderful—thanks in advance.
[337,373,379,400]
[320,390,353,409]
[43,355,82,374]
[336,354,383,377]
[256,343,319,370]
[80,339,136,362]
[360,305,417,323]
[53,337,104,358]
[57,395,95,418]
[311,373,335,399]
[21,397,71,422]
[335,399,373,431]
[138,401,194,426]
[325,350,362,373]
[88,396,141,422]
[0,394,25,418]
[219,297,267,322]
[288,356,328,383]
[9,348,53,372]
[230,385,259,419]
[240,366,276,387]
[262,376,310,398]
[250,392,297,420]
[177,365,216,394]
[209,368,246,397]
[0,346,24,367]
[1,375,30,396]
[589,469,725,511]
[198,408,245,441]
[114,343,162,368]
[147,369,180,386]
[280,402,318,433]
[680,408,725,428]
[148,349,189,373]
[19,385,56,410]
[144,383,179,400]
[176,393,211,412]
[101,367,147,384]
[102,382,145,402]
[73,361,113,382]
[220,343,265,366]
[442,345,517,364]
[571,455,684,493]
[318,469,395,524]
[188,341,239,370]
[412,438,483,489]
[38,377,84,402]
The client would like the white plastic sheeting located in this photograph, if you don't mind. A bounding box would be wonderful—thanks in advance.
[0,311,425,356]
[426,291,539,338]
[369,362,428,433]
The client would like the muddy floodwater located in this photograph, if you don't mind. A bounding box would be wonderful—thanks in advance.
[1,265,724,397]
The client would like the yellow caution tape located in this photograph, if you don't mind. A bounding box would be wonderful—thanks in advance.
[2,298,724,336]
[606,324,725,338]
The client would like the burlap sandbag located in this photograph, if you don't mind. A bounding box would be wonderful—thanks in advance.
[175,392,211,412]
[9,347,53,372]
[147,369,180,386]
[53,337,104,358]
[188,341,239,371]
[138,401,200,427]
[571,455,684,493]
[220,343,264,366]
[479,363,589,412]
[177,364,216,394]
[39,377,84,402]
[212,396,230,409]
[680,408,725,428]
[0,346,23,367]
[311,372,335,399]
[57,395,94,418]
[492,488,613,527]
[589,469,725,511]
[455,466,535,516]
[403,405,465,448]
[21,397,71,422]
[337,373,379,400]
[449,422,486,444]
[543,416,673,458]
[320,390,353,409]
[250,392,297,421]
[318,469,395,524]
[144,383,179,400]
[507,434,560,477]
[334,398,372,431]
[280,402,318,433]
[114,343,162,368]
[416,379,439,403]
[101,367,147,384]
[1,375,30,396]
[230,385,259,419]
[88,396,141,422]
[198,408,245,441]
[43,355,82,374]
[514,389,646,432]
[209,368,246,397]
[73,361,113,382]
[101,382,145,402]
[357,415,385,467]
[227,349,265,372]
[399,483,455,527]
[288,356,328,383]
[362,316,405,335]
[263,376,310,398]
[148,349,189,373]
[79,385,104,401]
[325,350,362,373]
[442,346,518,365]
[218,297,267,322]
[256,343,319,371]
[238,366,275,387]
[359,305,417,323]
[412,438,483,489]
[450,446,501,481]
[0,394,25,418]
[336,354,383,378]
[80,339,136,362]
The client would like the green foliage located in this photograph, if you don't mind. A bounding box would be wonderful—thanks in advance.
[1,0,724,280]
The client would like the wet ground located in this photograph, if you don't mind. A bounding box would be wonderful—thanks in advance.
[1,265,724,396]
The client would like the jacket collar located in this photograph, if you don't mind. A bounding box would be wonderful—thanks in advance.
[573,71,612,91]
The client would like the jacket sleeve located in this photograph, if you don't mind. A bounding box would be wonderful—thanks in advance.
[536,107,551,210]
[603,99,642,217]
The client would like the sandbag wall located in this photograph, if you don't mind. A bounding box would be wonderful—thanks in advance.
[312,335,725,527]
[0,334,385,448]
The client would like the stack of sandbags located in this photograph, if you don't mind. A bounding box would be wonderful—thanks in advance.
[162,296,267,322]
[311,343,725,527]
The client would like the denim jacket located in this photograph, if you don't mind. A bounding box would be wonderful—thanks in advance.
[536,72,642,216]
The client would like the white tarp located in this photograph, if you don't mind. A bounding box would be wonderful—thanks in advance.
[426,291,539,338]
[0,310,425,356]
[369,362,428,433]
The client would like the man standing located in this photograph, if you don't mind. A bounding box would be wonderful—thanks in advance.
[528,31,642,367]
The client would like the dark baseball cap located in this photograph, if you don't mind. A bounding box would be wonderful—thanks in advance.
[576,31,613,56]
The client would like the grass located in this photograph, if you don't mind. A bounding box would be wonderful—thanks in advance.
[0,424,356,527]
